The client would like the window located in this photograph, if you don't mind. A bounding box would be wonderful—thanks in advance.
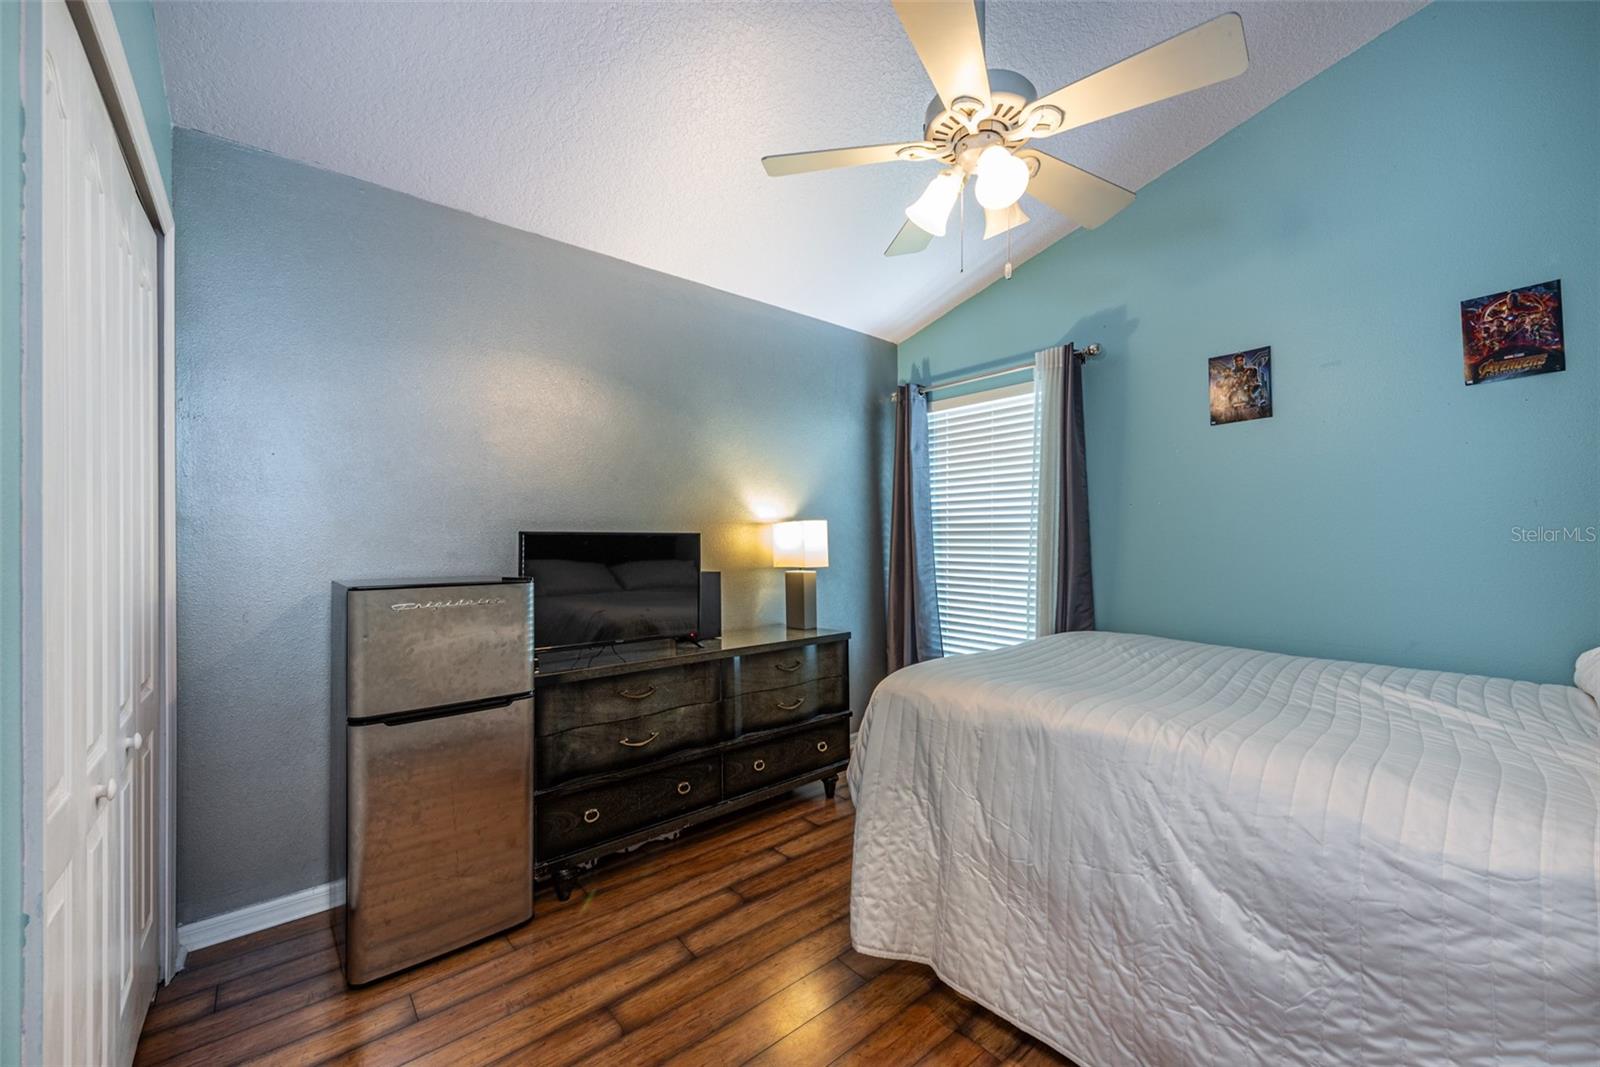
[927,381,1039,654]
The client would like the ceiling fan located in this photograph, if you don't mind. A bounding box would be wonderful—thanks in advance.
[762,2,1249,265]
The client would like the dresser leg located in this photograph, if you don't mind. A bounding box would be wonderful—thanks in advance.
[823,774,838,800]
[552,869,574,903]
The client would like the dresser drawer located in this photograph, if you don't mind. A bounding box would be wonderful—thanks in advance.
[733,675,848,733]
[724,719,849,797]
[536,662,718,735]
[537,700,723,785]
[735,642,846,695]
[537,758,720,859]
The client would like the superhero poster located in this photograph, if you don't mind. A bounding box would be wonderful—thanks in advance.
[1209,347,1272,426]
[1461,279,1565,386]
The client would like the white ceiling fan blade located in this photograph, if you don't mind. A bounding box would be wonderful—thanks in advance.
[885,219,936,257]
[891,0,991,111]
[1023,13,1248,137]
[762,141,936,177]
[1017,151,1134,229]
[982,203,1028,240]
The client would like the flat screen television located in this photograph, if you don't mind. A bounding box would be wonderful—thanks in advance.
[518,531,700,651]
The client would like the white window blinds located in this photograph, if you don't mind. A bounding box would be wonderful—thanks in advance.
[927,381,1040,655]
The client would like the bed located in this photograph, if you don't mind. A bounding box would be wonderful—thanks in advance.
[848,631,1600,1066]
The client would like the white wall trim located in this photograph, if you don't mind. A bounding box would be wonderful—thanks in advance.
[177,880,346,956]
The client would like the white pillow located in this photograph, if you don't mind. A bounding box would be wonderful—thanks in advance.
[1576,647,1600,701]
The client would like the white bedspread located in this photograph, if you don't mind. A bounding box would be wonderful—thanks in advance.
[848,632,1600,1066]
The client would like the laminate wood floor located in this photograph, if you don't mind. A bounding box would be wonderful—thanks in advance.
[136,780,1076,1066]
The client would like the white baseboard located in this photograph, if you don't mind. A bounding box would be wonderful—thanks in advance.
[176,879,346,957]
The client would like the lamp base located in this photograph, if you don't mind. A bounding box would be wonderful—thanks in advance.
[784,570,818,630]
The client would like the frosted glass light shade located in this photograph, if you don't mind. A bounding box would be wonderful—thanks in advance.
[905,171,962,237]
[773,520,829,569]
[974,145,1030,210]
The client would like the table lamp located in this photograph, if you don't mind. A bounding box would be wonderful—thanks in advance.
[773,520,828,630]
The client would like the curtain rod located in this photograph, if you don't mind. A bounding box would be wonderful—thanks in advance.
[889,343,1101,401]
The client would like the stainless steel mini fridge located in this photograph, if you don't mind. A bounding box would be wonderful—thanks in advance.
[332,577,534,984]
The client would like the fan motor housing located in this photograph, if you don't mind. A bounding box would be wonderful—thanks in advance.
[950,129,1006,171]
[923,68,1038,149]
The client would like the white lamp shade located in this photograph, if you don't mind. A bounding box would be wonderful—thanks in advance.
[773,520,829,569]
[974,145,1030,210]
[904,171,962,237]
[982,202,1028,240]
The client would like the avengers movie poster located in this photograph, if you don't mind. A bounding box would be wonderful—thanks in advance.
[1461,279,1565,386]
[1209,347,1272,426]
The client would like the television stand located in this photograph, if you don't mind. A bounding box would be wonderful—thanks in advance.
[531,625,851,897]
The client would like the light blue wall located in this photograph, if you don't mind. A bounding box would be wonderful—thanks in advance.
[899,2,1599,683]
[173,128,896,922]
[3,5,169,1060]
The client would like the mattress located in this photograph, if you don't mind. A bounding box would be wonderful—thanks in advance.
[848,631,1600,1066]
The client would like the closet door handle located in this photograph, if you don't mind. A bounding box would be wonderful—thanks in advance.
[619,732,659,748]
[618,685,657,701]
[775,660,802,673]
[775,697,806,711]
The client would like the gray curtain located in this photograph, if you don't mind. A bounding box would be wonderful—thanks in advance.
[1054,348,1096,632]
[888,384,942,671]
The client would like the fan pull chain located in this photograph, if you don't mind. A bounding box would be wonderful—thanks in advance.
[1004,217,1014,280]
[959,186,966,273]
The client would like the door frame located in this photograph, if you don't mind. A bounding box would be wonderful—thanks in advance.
[19,0,178,1052]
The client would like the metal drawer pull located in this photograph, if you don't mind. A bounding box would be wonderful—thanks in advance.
[816,740,829,753]
[619,731,660,747]
[753,759,767,772]
[619,685,657,700]
[676,781,692,795]
[583,808,600,824]
[775,660,802,673]
[775,697,806,711]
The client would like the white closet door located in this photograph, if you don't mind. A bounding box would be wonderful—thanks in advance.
[41,2,164,1064]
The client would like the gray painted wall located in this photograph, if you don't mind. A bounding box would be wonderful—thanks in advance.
[174,128,895,924]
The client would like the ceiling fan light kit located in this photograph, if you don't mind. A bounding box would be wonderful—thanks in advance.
[982,203,1027,242]
[906,169,965,237]
[973,144,1030,210]
[761,3,1250,276]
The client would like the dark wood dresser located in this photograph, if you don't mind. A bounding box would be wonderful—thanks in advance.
[532,626,850,897]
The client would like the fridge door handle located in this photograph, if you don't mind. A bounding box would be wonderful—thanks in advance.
[367,694,524,727]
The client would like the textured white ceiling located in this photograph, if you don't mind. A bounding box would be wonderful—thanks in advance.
[154,1,1419,342]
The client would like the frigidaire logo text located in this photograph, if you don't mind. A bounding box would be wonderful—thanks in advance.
[389,597,507,612]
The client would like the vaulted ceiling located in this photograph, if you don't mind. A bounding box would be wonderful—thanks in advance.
[154,1,1419,342]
